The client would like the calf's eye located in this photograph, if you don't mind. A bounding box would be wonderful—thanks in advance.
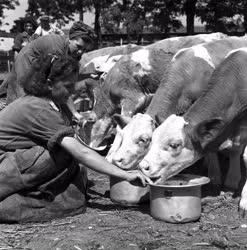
[169,142,180,150]
[138,137,149,146]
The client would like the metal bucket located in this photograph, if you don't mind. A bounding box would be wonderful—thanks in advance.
[149,174,210,223]
[74,97,92,112]
[110,176,149,206]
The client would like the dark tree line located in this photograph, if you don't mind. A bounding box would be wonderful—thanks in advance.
[1,0,247,43]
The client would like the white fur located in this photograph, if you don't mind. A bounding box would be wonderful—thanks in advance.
[192,45,215,68]
[225,47,247,59]
[153,115,187,141]
[239,146,247,212]
[168,37,180,41]
[197,32,225,42]
[139,114,195,178]
[84,55,109,69]
[98,55,123,73]
[172,47,190,62]
[131,49,152,74]
[110,113,154,169]
[172,44,215,68]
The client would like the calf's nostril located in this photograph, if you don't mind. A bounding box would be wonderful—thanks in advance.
[139,159,150,171]
[113,156,123,165]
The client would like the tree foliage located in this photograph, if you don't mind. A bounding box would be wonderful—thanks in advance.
[196,0,240,32]
[0,0,19,26]
[150,0,183,33]
[3,0,247,38]
[10,16,38,33]
[26,0,80,24]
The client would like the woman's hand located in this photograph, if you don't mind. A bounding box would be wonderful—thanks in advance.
[73,112,83,122]
[125,170,153,186]
[90,73,101,80]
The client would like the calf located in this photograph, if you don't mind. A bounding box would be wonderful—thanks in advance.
[139,48,247,214]
[108,36,247,172]
[74,44,142,111]
[88,33,227,149]
[146,32,226,51]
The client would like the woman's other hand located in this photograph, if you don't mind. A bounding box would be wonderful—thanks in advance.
[125,170,153,186]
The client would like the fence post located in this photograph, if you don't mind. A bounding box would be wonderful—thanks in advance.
[7,51,11,72]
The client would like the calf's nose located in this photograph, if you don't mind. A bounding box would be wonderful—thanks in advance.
[139,159,151,175]
[112,155,123,168]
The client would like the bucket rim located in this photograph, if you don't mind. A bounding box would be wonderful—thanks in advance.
[147,174,210,188]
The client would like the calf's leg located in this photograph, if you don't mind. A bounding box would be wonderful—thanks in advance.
[206,152,222,187]
[224,147,243,190]
[239,146,247,216]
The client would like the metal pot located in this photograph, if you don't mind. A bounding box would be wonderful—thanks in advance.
[149,174,210,223]
[110,176,149,206]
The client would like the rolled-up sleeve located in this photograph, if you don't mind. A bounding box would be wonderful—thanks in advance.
[47,127,74,151]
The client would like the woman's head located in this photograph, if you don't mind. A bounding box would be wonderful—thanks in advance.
[22,54,79,103]
[40,15,50,30]
[68,21,97,59]
[24,21,34,35]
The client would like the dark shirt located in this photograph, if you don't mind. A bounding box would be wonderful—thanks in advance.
[0,95,74,153]
[15,34,70,86]
[17,34,69,61]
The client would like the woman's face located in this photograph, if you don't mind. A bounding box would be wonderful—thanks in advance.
[51,75,76,104]
[69,37,91,59]
[24,22,33,35]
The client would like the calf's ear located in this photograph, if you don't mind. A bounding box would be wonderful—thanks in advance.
[193,117,224,150]
[133,94,153,114]
[154,114,162,126]
[112,114,131,129]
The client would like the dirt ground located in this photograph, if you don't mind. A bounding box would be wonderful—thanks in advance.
[1,169,247,250]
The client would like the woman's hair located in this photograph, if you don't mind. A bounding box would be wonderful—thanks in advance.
[22,54,79,97]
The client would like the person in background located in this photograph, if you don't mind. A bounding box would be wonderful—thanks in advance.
[0,21,97,122]
[33,15,64,38]
[0,53,150,223]
[12,19,35,60]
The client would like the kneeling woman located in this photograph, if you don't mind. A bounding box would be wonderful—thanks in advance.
[0,54,149,223]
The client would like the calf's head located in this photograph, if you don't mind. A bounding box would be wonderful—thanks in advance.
[107,113,156,169]
[88,53,154,148]
[139,114,224,183]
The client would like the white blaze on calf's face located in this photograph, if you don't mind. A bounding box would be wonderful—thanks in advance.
[98,55,123,75]
[131,49,152,77]
[111,113,155,169]
[139,114,197,181]
[84,55,109,70]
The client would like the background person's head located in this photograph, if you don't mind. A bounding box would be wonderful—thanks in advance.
[22,54,79,104]
[40,15,50,30]
[68,21,97,60]
[24,21,34,35]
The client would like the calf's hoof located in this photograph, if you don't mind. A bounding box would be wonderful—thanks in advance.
[238,198,247,218]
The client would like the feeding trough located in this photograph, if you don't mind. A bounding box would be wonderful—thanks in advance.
[149,174,210,223]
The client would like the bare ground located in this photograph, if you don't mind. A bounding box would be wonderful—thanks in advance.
[1,169,247,250]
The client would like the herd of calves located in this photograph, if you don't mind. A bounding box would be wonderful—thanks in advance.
[77,32,247,213]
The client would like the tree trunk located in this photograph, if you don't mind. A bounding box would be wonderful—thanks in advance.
[122,0,131,11]
[77,0,84,21]
[94,2,101,47]
[185,0,197,35]
[79,7,84,21]
[244,2,247,33]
